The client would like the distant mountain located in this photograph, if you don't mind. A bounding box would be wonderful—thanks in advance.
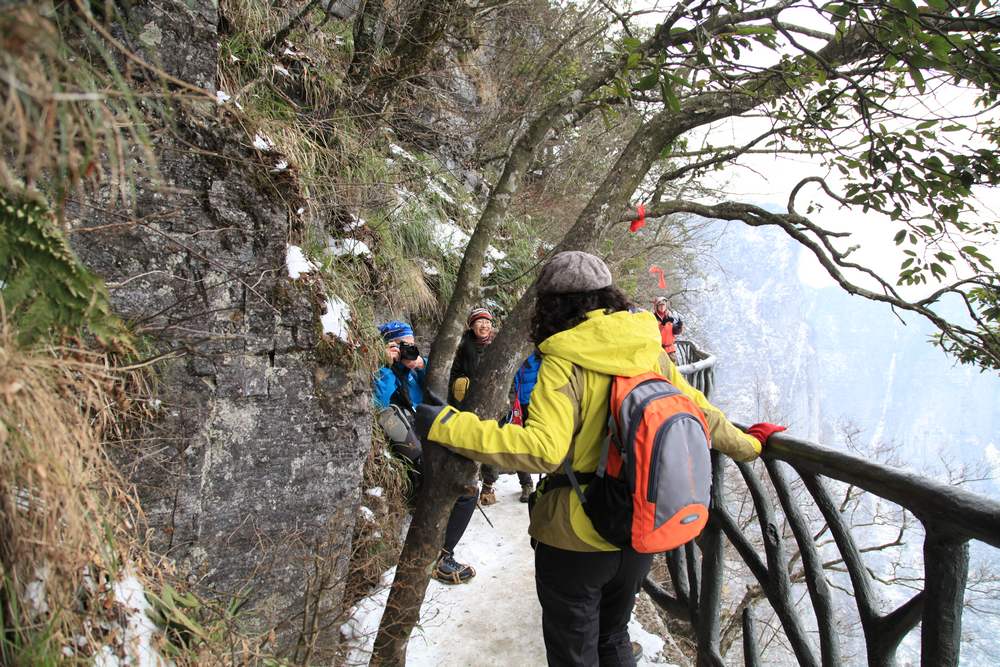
[688,221,999,490]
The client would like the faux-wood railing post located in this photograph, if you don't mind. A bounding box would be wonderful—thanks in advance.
[742,608,760,667]
[921,528,969,667]
[667,547,690,608]
[696,452,727,667]
[764,459,840,666]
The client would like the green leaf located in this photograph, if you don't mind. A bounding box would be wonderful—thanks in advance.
[622,37,641,51]
[635,72,659,91]
[824,2,849,20]
[891,0,918,17]
[928,36,952,62]
[893,229,907,244]
[661,81,681,112]
[909,65,926,93]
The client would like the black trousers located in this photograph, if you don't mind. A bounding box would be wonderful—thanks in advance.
[479,465,532,487]
[443,493,476,554]
[534,542,653,666]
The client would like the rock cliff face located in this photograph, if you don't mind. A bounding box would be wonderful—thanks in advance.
[68,1,371,656]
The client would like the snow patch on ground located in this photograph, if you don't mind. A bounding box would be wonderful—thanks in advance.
[429,219,470,255]
[252,132,274,151]
[24,565,49,619]
[389,143,417,162]
[428,221,505,272]
[426,180,455,205]
[94,573,167,667]
[418,259,440,276]
[341,475,676,666]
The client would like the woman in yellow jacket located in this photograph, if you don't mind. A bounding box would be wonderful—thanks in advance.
[415,251,784,666]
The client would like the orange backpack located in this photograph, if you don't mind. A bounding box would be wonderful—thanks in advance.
[562,371,713,552]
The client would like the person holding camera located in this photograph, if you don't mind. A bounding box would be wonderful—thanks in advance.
[373,320,477,584]
[448,307,503,505]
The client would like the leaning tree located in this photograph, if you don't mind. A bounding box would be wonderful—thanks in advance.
[371,1,1000,662]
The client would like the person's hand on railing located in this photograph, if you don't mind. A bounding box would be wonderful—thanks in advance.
[746,422,786,446]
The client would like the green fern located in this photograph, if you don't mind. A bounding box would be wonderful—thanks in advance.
[0,193,125,346]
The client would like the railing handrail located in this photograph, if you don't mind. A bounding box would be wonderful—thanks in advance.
[675,353,716,375]
[653,339,998,665]
[756,428,1000,549]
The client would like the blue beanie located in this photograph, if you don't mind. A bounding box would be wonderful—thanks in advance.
[378,320,414,341]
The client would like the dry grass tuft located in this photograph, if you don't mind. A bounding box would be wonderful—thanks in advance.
[0,316,148,662]
[0,3,160,206]
[393,258,440,318]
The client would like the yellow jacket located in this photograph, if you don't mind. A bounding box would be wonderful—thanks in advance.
[427,309,761,551]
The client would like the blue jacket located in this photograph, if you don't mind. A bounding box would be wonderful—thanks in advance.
[373,360,427,413]
[514,352,541,406]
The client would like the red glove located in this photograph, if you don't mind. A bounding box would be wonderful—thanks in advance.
[746,422,786,445]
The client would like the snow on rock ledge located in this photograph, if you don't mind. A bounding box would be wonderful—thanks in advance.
[286,244,316,279]
[321,297,351,342]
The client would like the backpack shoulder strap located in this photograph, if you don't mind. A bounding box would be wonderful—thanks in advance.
[562,372,621,504]
[562,458,587,505]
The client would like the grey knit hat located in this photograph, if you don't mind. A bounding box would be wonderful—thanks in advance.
[537,251,613,294]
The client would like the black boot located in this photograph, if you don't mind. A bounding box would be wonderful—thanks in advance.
[432,549,476,584]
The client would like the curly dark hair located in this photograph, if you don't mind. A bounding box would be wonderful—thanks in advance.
[531,286,633,344]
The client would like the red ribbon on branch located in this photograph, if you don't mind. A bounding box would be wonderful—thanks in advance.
[629,203,646,232]
[649,265,666,290]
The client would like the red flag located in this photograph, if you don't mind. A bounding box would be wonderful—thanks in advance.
[649,265,666,290]
[629,203,646,232]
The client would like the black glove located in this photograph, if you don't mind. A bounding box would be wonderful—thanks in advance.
[423,389,446,407]
[415,403,446,443]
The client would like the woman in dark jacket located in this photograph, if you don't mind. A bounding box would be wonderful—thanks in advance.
[448,307,501,504]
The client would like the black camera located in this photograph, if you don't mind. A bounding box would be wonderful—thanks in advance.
[398,342,420,361]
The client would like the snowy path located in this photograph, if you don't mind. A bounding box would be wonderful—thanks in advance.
[343,475,676,666]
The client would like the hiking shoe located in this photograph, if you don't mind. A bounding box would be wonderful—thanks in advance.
[432,550,476,585]
[480,485,497,506]
[519,483,534,503]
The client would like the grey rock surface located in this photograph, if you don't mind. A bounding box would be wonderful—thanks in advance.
[130,0,219,90]
[69,109,369,658]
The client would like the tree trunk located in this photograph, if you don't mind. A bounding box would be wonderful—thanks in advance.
[347,0,386,87]
[370,443,476,665]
